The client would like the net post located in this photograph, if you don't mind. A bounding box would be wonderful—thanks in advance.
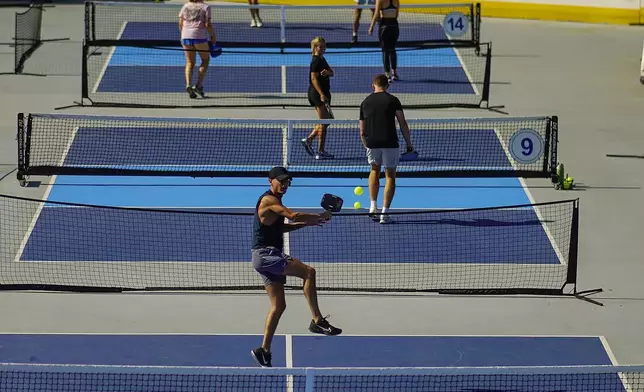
[81,39,88,102]
[16,113,26,186]
[84,1,90,42]
[549,115,559,184]
[474,3,481,55]
[480,43,492,105]
[568,198,603,306]
[304,368,315,392]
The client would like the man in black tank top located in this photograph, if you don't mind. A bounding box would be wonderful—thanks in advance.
[250,167,342,368]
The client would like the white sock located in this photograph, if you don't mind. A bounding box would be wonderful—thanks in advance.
[382,207,388,214]
[353,32,357,37]
[370,201,377,211]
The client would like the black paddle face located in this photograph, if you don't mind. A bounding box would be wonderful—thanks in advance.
[321,193,343,212]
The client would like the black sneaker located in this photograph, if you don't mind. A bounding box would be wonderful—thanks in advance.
[351,35,358,45]
[251,347,272,367]
[185,85,197,99]
[309,316,342,336]
[195,85,205,98]
[301,138,314,156]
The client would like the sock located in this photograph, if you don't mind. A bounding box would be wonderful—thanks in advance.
[370,201,377,211]
[353,32,357,36]
[382,207,388,214]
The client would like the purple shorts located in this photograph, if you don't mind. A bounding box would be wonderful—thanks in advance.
[182,38,208,46]
[252,247,290,286]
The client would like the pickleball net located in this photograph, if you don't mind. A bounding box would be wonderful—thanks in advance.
[17,114,558,183]
[86,2,481,48]
[1,194,579,295]
[80,2,488,109]
[1,364,643,391]
[14,3,43,74]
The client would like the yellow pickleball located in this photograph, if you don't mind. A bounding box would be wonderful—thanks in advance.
[354,186,364,196]
[354,201,361,209]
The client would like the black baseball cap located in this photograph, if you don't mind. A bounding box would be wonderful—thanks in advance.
[269,166,292,181]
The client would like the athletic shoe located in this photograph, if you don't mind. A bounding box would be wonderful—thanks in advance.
[250,19,258,27]
[391,74,399,82]
[379,214,392,224]
[301,138,314,156]
[315,151,334,160]
[186,85,197,99]
[351,35,358,45]
[369,207,379,221]
[309,316,342,336]
[251,347,272,367]
[195,85,205,98]
[255,17,263,27]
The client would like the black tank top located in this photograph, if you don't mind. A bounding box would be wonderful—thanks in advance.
[252,190,285,250]
[380,0,398,26]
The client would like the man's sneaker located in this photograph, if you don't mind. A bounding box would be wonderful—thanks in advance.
[309,316,342,336]
[250,19,258,27]
[351,35,358,44]
[301,138,314,156]
[315,151,334,160]
[380,214,392,224]
[251,347,272,367]
[255,17,264,27]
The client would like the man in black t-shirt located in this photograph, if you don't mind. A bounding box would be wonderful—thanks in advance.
[359,74,413,224]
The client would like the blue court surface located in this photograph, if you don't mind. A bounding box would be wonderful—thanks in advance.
[60,125,511,172]
[0,334,626,391]
[92,20,477,96]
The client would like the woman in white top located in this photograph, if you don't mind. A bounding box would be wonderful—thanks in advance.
[179,0,216,98]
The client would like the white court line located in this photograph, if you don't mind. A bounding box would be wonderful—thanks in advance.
[92,21,127,94]
[493,127,566,266]
[452,47,480,96]
[600,336,633,392]
[281,65,287,94]
[14,126,80,263]
[285,334,294,392]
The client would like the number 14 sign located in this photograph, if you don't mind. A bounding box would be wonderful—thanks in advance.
[443,11,469,37]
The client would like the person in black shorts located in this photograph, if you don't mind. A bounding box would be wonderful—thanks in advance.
[368,0,400,82]
[250,167,342,368]
[301,37,334,160]
[359,74,412,223]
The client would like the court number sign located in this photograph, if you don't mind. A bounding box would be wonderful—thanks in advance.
[509,129,544,164]
[443,12,468,37]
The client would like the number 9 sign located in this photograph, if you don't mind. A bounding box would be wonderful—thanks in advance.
[443,11,468,37]
[509,129,544,164]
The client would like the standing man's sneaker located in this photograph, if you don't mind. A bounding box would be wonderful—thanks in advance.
[309,316,342,336]
[251,347,272,367]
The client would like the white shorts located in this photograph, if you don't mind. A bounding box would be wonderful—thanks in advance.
[367,148,399,168]
[355,0,375,5]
